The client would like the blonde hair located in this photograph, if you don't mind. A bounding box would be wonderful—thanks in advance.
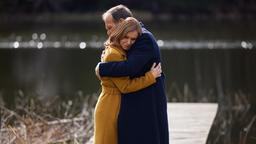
[105,17,142,48]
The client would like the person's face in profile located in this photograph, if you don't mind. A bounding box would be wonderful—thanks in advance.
[104,14,117,36]
[120,30,138,50]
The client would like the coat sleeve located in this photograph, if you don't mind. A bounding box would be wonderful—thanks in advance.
[104,51,156,94]
[99,34,154,77]
[111,71,156,94]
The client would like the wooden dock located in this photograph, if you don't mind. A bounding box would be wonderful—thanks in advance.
[86,103,218,144]
[168,103,218,144]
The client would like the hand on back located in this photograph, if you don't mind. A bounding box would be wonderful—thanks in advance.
[150,63,162,78]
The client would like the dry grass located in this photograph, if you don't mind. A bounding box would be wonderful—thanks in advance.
[0,90,98,144]
[206,91,254,144]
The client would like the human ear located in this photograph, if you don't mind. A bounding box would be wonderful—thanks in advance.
[118,18,125,23]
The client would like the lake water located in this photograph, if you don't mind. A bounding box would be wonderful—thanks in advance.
[0,20,256,144]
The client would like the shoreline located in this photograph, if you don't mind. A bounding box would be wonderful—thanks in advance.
[1,11,256,24]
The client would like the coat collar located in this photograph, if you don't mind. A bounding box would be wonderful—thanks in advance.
[106,45,126,56]
[113,46,126,56]
[140,22,144,28]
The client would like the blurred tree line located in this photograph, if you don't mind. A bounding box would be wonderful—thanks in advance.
[0,0,256,17]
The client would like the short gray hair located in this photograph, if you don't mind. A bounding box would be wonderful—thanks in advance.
[102,5,133,22]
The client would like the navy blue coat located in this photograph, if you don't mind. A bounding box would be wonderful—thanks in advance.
[99,24,169,144]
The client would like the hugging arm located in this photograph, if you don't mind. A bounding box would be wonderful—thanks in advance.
[111,71,156,94]
[99,35,153,77]
[103,51,161,94]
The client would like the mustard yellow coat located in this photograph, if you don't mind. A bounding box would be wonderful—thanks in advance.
[94,45,156,144]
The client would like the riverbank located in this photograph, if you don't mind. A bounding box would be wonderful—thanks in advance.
[1,11,256,25]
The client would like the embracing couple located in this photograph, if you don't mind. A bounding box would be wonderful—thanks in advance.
[94,5,169,144]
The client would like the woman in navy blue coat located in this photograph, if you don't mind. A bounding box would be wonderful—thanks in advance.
[97,5,169,144]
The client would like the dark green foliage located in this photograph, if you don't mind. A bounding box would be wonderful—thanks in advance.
[0,0,255,15]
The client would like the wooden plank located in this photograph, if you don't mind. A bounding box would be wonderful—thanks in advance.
[168,103,218,144]
[86,103,218,144]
